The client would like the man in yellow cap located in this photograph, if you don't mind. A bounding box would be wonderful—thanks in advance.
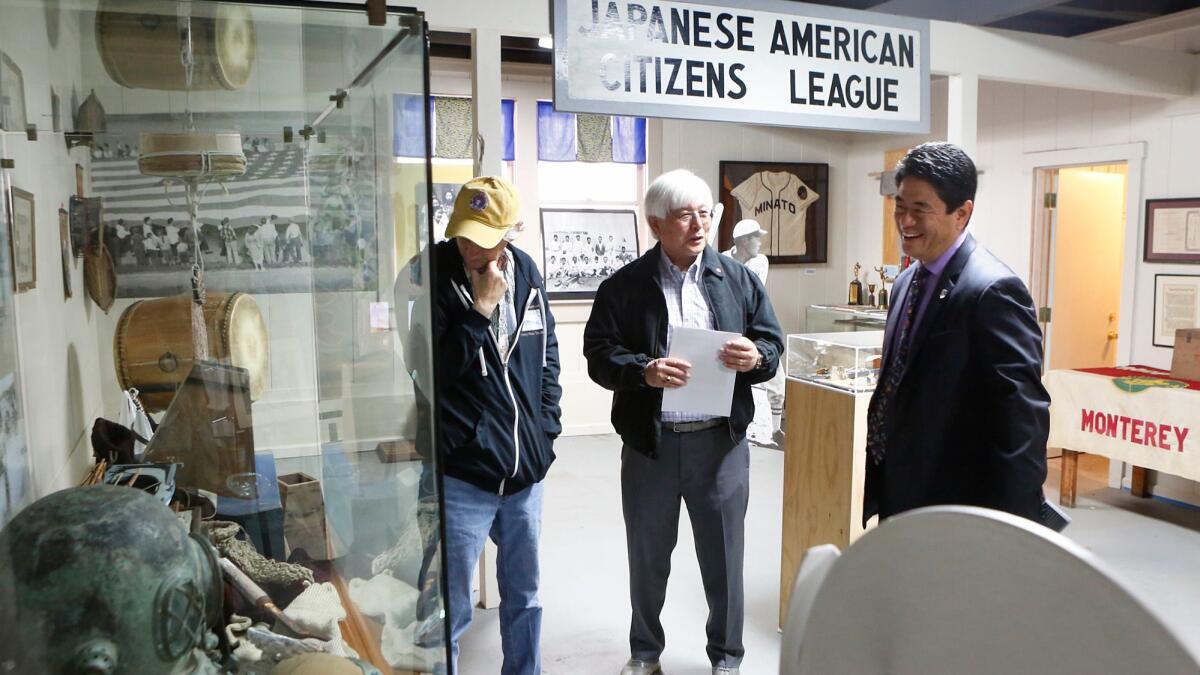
[432,176,561,675]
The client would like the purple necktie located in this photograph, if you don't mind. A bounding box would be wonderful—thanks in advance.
[866,267,930,464]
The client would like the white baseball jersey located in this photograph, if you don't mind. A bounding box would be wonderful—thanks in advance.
[731,171,820,257]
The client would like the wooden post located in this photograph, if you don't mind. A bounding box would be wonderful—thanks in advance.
[1130,466,1150,498]
[1059,450,1079,508]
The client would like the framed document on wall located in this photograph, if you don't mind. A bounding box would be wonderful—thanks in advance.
[1153,274,1200,347]
[1145,198,1200,263]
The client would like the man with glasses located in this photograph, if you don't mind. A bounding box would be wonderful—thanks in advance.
[864,142,1049,525]
[584,169,784,675]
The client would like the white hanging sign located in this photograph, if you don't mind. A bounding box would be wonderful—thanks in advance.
[552,0,930,134]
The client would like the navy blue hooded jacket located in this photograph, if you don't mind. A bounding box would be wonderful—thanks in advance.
[433,240,562,496]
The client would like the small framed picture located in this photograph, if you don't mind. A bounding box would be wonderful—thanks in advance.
[0,51,27,132]
[1145,198,1200,263]
[540,208,639,300]
[7,187,36,292]
[59,207,72,299]
[1153,274,1200,347]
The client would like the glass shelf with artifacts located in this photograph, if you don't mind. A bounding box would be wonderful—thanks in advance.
[786,330,885,392]
[806,304,889,333]
[0,1,447,673]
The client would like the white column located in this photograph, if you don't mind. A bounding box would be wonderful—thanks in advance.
[471,29,503,178]
[470,28,504,609]
[947,72,979,158]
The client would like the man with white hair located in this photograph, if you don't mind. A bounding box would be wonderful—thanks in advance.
[584,169,784,675]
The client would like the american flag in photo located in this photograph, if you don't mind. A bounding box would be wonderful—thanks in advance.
[89,145,311,224]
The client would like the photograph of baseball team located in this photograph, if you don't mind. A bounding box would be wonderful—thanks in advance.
[540,209,639,297]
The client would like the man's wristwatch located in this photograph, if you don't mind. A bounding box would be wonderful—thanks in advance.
[753,353,764,370]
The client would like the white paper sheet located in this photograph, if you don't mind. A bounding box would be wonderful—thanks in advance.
[661,326,740,417]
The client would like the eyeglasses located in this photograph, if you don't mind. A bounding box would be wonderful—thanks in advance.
[669,208,713,223]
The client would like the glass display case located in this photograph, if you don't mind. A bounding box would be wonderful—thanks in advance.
[786,331,885,392]
[807,304,888,333]
[0,1,447,672]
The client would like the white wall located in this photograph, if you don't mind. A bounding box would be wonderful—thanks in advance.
[0,4,107,499]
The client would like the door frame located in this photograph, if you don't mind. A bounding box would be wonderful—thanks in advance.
[1022,142,1146,369]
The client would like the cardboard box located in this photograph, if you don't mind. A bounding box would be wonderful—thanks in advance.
[278,472,331,560]
[1170,328,1200,382]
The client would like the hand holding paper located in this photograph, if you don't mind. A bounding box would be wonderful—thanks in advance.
[661,326,740,417]
[719,336,760,372]
[646,357,691,388]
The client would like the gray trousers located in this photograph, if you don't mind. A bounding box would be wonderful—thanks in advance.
[621,425,749,667]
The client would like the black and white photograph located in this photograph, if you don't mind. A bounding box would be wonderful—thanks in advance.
[427,181,464,243]
[88,111,380,297]
[540,208,638,300]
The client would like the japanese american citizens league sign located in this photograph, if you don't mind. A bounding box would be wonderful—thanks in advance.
[553,0,930,134]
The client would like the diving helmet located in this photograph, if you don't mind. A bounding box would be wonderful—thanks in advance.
[0,485,223,674]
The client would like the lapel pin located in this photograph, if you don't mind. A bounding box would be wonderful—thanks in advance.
[939,289,949,299]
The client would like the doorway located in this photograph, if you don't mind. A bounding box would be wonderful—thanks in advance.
[1031,163,1128,372]
[1031,161,1129,483]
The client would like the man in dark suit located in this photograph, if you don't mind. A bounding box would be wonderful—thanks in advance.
[865,142,1050,524]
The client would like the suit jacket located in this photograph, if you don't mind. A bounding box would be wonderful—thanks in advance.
[864,235,1050,524]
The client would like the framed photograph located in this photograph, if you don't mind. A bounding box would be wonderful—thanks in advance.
[58,208,72,299]
[1145,198,1200,263]
[7,188,35,292]
[540,208,639,300]
[717,160,829,264]
[1153,274,1200,347]
[427,181,464,244]
[94,110,380,296]
[0,51,27,132]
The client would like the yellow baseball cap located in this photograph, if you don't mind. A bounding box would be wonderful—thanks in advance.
[445,176,521,249]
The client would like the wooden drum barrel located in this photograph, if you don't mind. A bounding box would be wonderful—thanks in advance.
[97,0,256,91]
[114,292,269,412]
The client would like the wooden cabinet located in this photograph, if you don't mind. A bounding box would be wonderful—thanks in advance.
[778,376,874,626]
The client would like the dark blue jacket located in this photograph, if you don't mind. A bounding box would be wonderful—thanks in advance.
[864,235,1050,523]
[434,241,562,495]
[583,244,784,457]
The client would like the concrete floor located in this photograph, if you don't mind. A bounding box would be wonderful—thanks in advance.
[456,436,1200,674]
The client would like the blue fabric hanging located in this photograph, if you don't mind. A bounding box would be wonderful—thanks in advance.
[393,93,429,158]
[613,115,646,164]
[396,95,516,161]
[501,99,515,162]
[537,100,576,162]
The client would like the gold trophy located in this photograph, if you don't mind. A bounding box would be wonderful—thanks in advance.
[848,262,864,305]
[875,265,891,309]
